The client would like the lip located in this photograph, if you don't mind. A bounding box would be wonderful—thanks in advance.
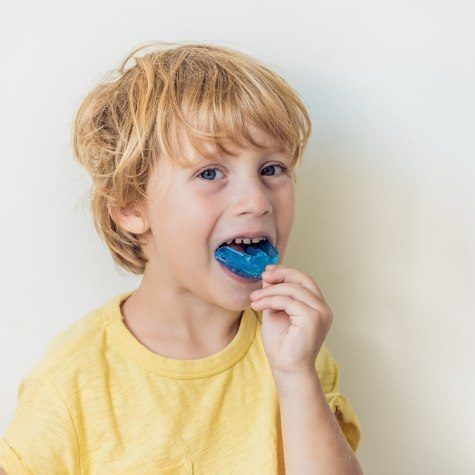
[214,231,275,250]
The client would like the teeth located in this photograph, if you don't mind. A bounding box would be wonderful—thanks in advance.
[224,236,268,246]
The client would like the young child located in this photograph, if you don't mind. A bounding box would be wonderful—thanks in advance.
[0,42,362,474]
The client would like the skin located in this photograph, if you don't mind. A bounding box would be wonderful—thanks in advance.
[0,127,362,475]
[110,121,295,357]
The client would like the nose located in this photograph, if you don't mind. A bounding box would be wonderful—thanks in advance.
[231,176,273,216]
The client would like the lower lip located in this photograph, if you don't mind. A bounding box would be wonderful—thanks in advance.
[217,261,261,283]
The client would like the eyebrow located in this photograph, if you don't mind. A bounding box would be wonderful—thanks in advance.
[186,146,287,167]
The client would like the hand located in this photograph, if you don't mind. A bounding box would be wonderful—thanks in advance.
[249,264,333,382]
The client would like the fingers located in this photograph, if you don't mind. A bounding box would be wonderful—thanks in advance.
[260,265,325,302]
[250,294,310,318]
[250,294,333,331]
[251,282,322,312]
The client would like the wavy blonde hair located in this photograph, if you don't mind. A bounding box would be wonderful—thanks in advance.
[71,41,312,275]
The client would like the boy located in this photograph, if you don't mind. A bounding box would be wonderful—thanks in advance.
[0,42,362,474]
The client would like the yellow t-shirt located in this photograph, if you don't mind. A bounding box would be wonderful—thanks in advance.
[0,290,362,474]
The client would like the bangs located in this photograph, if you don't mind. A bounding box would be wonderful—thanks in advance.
[145,44,311,168]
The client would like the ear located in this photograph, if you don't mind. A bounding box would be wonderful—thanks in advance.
[107,202,150,235]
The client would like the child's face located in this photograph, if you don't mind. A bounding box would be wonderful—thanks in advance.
[139,122,295,310]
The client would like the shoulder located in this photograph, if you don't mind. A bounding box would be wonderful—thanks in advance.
[26,292,126,382]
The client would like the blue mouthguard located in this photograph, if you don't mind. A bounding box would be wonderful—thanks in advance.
[214,239,279,280]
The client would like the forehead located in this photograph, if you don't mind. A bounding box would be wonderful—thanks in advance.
[178,127,286,168]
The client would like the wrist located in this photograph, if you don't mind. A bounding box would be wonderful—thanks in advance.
[273,368,324,398]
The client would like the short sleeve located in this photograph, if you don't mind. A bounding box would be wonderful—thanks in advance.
[0,372,80,474]
[315,343,362,452]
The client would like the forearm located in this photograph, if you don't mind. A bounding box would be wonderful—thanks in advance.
[275,370,363,475]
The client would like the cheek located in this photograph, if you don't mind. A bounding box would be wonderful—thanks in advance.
[169,196,218,263]
[162,187,216,232]
[185,196,218,235]
[276,186,295,236]
[277,184,295,214]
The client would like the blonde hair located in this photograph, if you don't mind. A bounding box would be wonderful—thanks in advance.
[72,41,312,275]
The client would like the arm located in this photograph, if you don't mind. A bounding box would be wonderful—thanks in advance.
[0,467,8,475]
[276,370,364,475]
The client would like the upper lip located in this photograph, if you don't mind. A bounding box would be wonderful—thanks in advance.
[215,230,275,249]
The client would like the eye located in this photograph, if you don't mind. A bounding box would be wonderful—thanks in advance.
[198,167,225,181]
[197,163,288,181]
[261,164,288,177]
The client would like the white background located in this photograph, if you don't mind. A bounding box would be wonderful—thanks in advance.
[1,1,474,473]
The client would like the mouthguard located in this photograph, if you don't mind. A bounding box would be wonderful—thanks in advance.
[214,239,279,280]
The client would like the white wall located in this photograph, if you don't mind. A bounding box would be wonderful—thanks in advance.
[1,1,473,473]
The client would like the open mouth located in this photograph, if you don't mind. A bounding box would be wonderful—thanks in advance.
[214,238,279,281]
[215,236,273,253]
[216,240,263,253]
